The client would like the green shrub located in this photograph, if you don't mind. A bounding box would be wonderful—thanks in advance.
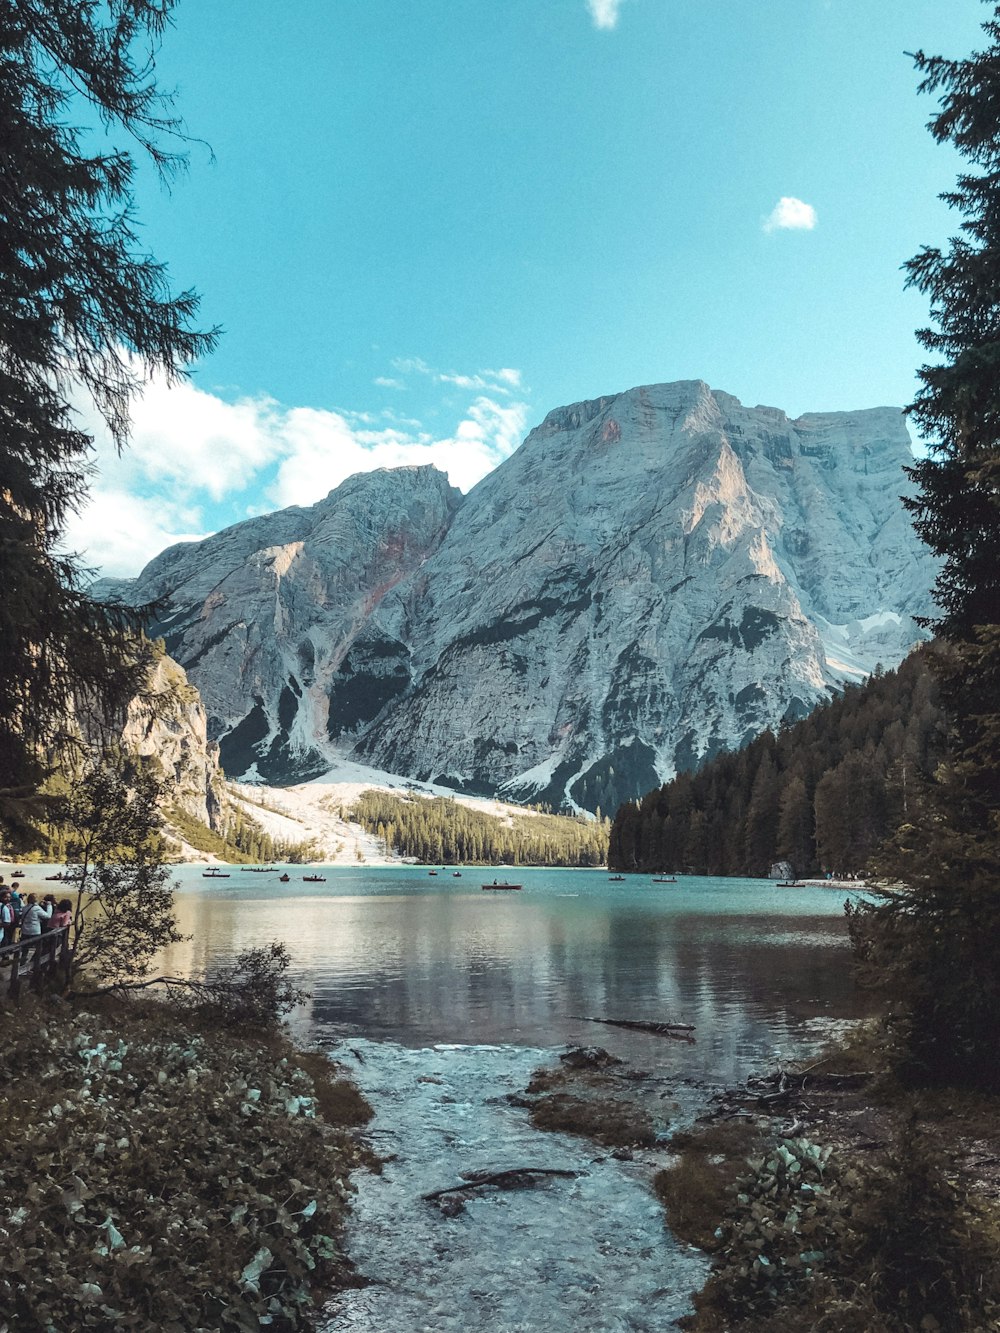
[0,1000,373,1331]
[686,1124,1000,1333]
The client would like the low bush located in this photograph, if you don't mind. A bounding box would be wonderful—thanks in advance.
[680,1123,1000,1333]
[0,998,375,1331]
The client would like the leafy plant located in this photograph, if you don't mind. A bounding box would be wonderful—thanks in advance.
[0,1001,373,1330]
[51,754,183,985]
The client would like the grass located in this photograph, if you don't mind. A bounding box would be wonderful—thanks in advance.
[528,1091,657,1147]
[653,1119,765,1251]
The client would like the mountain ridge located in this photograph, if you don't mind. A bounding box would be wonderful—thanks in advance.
[96,379,937,812]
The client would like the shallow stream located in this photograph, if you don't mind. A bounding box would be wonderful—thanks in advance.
[316,1040,709,1332]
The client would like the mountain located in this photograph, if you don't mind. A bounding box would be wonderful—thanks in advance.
[96,465,462,783]
[97,379,937,813]
[120,649,224,830]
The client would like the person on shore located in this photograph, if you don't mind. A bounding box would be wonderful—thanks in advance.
[9,885,23,924]
[50,900,73,933]
[0,891,16,948]
[19,894,52,938]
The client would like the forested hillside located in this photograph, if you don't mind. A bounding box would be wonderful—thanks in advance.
[351,791,609,866]
[609,649,944,877]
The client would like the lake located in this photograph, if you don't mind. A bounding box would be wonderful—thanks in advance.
[161,865,870,1080]
[156,864,874,1330]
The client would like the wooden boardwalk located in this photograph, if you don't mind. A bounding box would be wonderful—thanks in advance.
[0,927,71,1001]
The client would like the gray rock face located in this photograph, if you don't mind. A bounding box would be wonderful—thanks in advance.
[102,381,937,812]
[99,466,462,782]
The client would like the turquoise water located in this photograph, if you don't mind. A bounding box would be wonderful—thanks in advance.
[161,865,870,1081]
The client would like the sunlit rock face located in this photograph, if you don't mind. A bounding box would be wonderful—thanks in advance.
[119,652,223,828]
[98,381,936,811]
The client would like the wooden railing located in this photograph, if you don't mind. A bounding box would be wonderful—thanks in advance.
[0,927,71,1001]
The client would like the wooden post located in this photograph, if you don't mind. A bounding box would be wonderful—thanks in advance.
[60,928,72,988]
[32,936,48,990]
[9,949,21,1002]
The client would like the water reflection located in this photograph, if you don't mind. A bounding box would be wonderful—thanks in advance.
[159,868,871,1081]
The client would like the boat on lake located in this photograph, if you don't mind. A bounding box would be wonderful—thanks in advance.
[302,875,326,883]
[608,875,625,882]
[278,873,290,883]
[428,870,438,876]
[203,869,230,879]
[482,881,522,891]
[11,870,25,879]
[651,875,677,883]
[452,871,462,877]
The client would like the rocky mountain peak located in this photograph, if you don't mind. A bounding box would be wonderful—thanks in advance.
[99,380,937,812]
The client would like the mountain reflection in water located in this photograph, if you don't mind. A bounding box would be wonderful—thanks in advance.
[160,867,871,1080]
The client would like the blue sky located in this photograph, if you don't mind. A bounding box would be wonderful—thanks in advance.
[70,0,988,576]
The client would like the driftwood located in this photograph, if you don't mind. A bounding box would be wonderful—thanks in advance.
[71,974,205,999]
[572,1015,696,1037]
[700,1063,876,1123]
[747,1069,875,1098]
[422,1167,579,1201]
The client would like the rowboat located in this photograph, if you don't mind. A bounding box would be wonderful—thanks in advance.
[203,870,230,878]
[302,875,326,883]
[608,875,625,882]
[482,881,522,891]
[651,876,677,883]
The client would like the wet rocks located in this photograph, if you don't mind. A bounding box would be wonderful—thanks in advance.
[559,1045,623,1070]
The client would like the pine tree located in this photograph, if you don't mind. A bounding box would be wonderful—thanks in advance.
[776,771,813,876]
[848,5,1000,1089]
[743,750,781,876]
[0,1,216,842]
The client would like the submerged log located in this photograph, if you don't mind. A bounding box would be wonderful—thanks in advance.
[422,1167,580,1201]
[572,1015,696,1037]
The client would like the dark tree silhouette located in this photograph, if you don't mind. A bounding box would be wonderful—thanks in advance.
[0,0,217,841]
[848,5,1000,1088]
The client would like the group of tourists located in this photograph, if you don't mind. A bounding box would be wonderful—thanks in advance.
[0,876,73,952]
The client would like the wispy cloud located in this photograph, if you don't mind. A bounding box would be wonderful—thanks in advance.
[392,357,524,396]
[587,0,625,29]
[64,365,529,577]
[373,375,405,389]
[763,196,818,233]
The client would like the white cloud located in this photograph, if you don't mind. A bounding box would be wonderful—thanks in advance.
[393,357,525,397]
[373,376,405,389]
[63,364,530,576]
[269,394,529,506]
[71,374,283,503]
[763,196,818,233]
[490,367,522,388]
[65,488,209,580]
[391,356,432,376]
[588,0,625,29]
